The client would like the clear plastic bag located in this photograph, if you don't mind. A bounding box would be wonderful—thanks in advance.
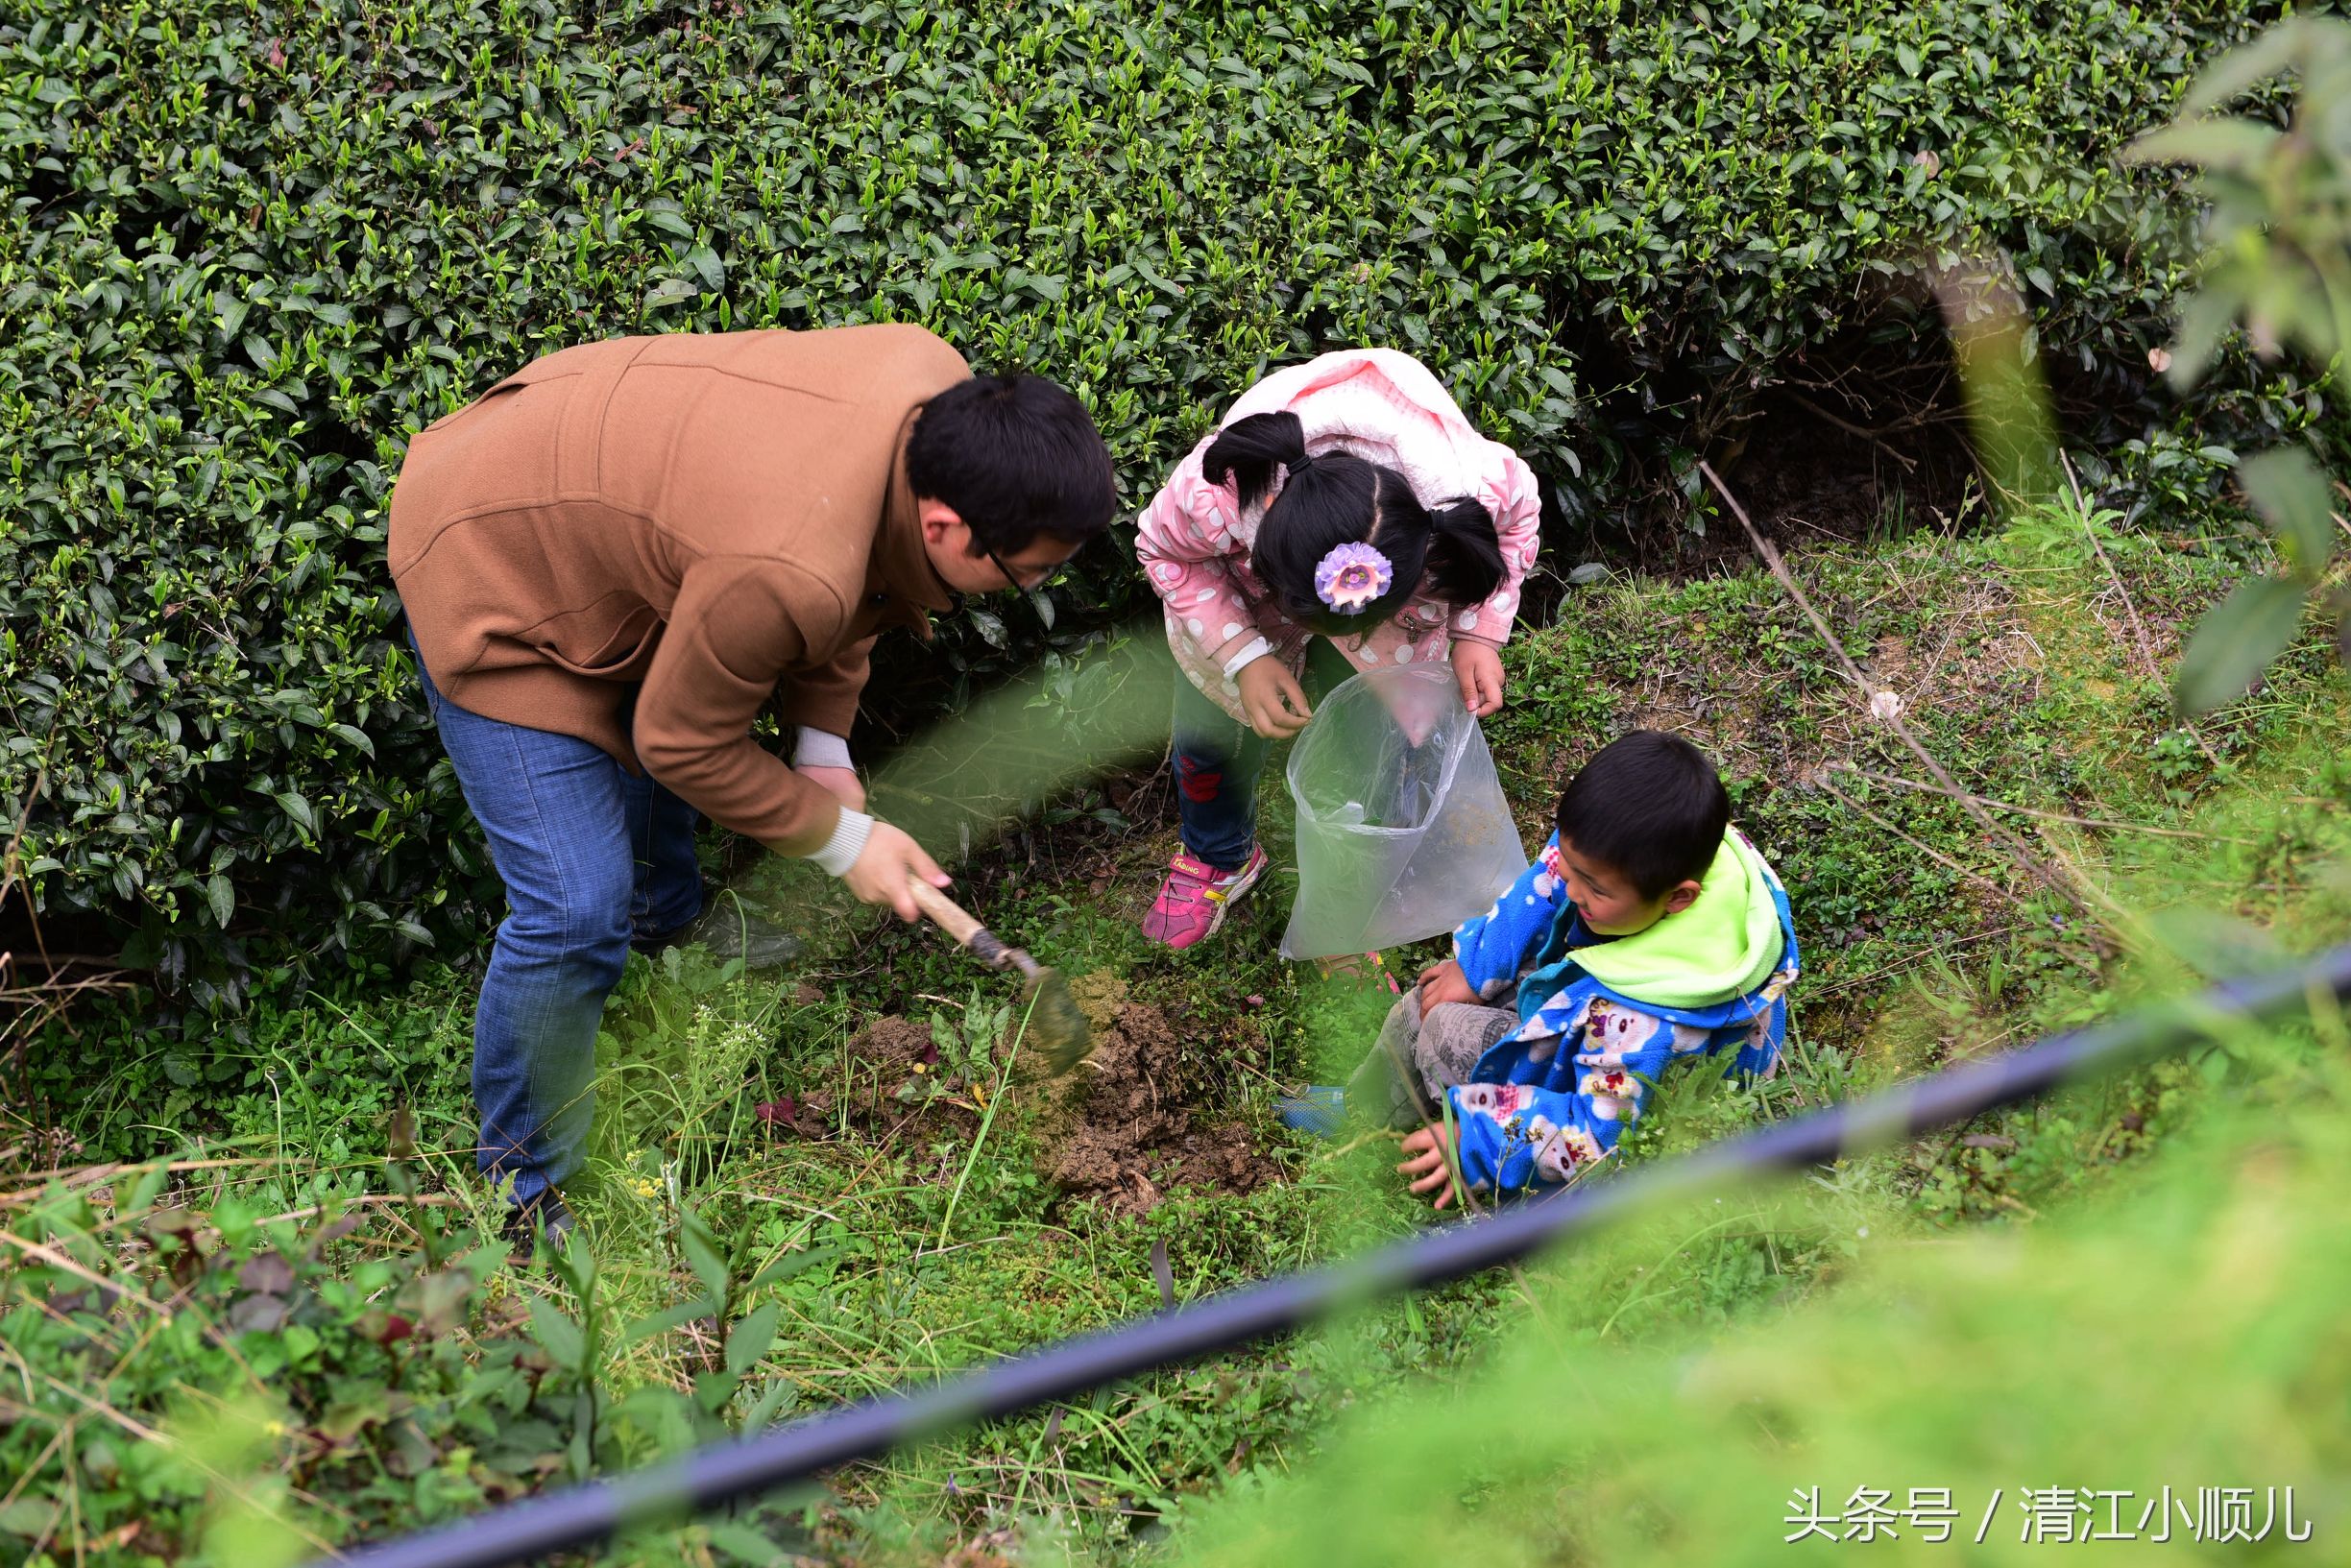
[1279,663,1527,959]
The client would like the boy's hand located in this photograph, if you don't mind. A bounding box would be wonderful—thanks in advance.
[1417,958,1478,1010]
[1396,1122,1465,1211]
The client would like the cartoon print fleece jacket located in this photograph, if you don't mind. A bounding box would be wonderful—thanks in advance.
[1442,828,1801,1194]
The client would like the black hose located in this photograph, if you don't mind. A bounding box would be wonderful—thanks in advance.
[317,942,2351,1568]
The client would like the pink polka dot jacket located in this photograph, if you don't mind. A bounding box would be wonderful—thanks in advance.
[1133,349,1543,723]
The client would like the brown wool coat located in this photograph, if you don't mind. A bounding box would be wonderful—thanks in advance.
[387,325,970,856]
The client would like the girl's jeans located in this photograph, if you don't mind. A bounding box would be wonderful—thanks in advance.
[411,640,702,1206]
[1171,638,1356,871]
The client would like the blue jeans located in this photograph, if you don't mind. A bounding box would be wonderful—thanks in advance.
[1173,638,1355,872]
[410,640,702,1205]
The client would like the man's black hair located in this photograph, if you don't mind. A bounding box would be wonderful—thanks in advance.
[1553,730,1730,900]
[1203,410,1505,635]
[906,373,1117,554]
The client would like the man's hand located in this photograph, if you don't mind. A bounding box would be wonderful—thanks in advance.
[842,823,948,922]
[1396,1122,1466,1211]
[1236,656,1312,738]
[1417,958,1478,1010]
[799,765,865,812]
[1449,639,1506,717]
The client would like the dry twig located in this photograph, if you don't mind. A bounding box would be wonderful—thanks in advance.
[1810,772,2039,915]
[1829,763,2256,846]
[2059,451,2227,770]
[1784,389,1920,471]
[1698,461,2093,915]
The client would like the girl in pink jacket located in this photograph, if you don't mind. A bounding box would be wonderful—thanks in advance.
[1134,349,1543,950]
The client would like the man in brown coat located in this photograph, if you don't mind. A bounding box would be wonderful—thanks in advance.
[389,324,1114,1242]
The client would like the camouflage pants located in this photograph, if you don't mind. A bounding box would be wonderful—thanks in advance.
[1347,987,1518,1131]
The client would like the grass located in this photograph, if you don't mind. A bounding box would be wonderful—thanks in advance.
[10,484,2349,1565]
[1163,1013,2351,1566]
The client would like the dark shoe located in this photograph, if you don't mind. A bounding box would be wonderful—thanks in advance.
[635,895,803,969]
[501,1189,576,1262]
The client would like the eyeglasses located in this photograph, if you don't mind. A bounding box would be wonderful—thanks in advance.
[980,529,1088,592]
[986,547,1039,591]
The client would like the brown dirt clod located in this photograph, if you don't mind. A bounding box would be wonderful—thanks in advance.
[1032,999,1282,1217]
[1064,970,1129,1032]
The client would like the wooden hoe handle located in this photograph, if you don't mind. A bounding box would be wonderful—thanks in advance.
[905,878,982,943]
[906,877,1017,970]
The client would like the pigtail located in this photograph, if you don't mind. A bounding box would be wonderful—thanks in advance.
[1202,411,1310,513]
[1420,496,1506,607]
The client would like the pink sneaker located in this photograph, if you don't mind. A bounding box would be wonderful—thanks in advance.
[1142,846,1270,950]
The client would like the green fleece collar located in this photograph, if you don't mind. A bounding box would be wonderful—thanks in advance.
[1567,831,1783,1009]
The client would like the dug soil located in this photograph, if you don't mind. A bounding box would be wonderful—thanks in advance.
[1031,973,1283,1216]
[836,973,1284,1217]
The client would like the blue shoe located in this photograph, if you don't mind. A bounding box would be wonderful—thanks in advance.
[1276,1085,1347,1139]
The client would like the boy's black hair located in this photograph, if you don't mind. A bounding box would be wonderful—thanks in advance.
[1203,410,1505,634]
[906,373,1117,554]
[1553,730,1731,900]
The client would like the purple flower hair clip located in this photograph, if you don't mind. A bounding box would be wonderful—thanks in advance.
[1314,541,1394,612]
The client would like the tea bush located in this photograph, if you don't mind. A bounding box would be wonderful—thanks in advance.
[0,0,2289,984]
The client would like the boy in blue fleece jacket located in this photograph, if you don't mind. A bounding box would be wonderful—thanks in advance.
[1353,730,1800,1207]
